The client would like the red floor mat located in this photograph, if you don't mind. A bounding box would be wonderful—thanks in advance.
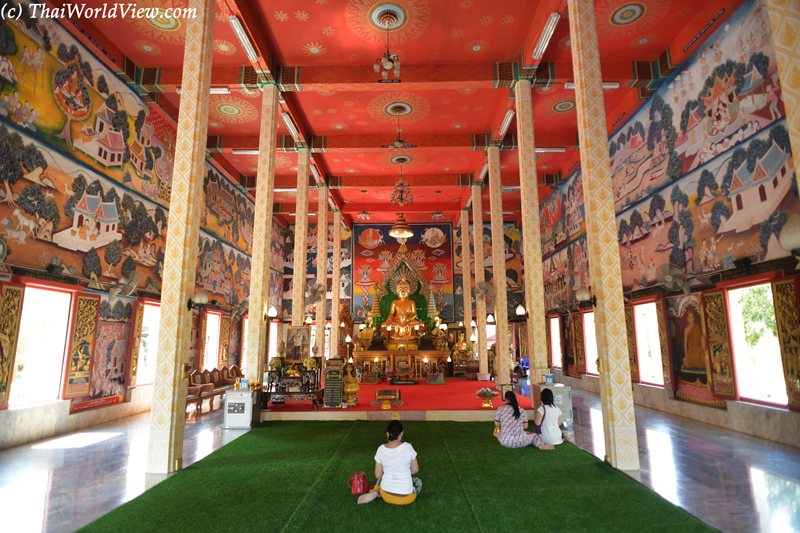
[265,378,533,412]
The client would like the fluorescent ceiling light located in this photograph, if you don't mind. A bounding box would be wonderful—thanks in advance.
[281,113,300,139]
[228,16,258,62]
[485,211,515,215]
[328,197,336,210]
[532,13,560,60]
[564,82,620,90]
[534,147,566,153]
[498,110,515,137]
[465,196,472,209]
[176,87,230,95]
[231,150,259,155]
[274,188,296,193]
[478,163,488,181]
[310,165,321,181]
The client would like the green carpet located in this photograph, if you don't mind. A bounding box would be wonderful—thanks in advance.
[79,421,713,533]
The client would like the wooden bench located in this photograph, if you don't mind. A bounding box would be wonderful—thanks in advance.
[189,365,242,411]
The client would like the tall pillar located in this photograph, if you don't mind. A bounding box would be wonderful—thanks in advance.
[568,0,639,470]
[516,79,549,384]
[315,186,329,357]
[330,210,342,357]
[243,85,279,383]
[460,209,473,330]
[291,149,311,326]
[488,146,510,384]
[765,0,800,180]
[146,0,215,475]
[471,185,488,375]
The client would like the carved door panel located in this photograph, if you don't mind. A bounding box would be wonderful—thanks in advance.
[573,313,585,374]
[0,282,25,410]
[127,301,145,387]
[625,307,639,382]
[770,277,800,411]
[196,310,209,371]
[702,291,737,398]
[218,314,231,368]
[655,299,675,390]
[63,293,101,400]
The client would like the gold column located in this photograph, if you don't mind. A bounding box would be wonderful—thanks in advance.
[146,0,215,474]
[315,186,329,357]
[568,0,639,470]
[765,0,800,180]
[291,149,311,326]
[460,208,473,330]
[516,79,549,384]
[488,146,510,384]
[330,210,342,358]
[243,85,279,383]
[471,185,488,375]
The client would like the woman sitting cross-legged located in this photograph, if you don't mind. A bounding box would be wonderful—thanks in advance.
[358,420,422,505]
[495,391,555,450]
[535,388,575,445]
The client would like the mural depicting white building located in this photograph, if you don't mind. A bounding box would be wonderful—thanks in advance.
[724,140,795,233]
[53,193,120,251]
[74,103,126,168]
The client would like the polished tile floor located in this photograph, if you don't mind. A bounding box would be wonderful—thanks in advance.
[1,391,799,532]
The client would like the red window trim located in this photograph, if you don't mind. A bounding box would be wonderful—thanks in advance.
[715,271,782,290]
[15,276,84,294]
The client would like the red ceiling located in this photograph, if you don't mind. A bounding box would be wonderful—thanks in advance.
[294,89,506,136]
[63,0,740,223]
[543,0,711,65]
[257,0,541,66]
[74,0,251,67]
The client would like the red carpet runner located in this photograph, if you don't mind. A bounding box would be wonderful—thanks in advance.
[265,379,533,412]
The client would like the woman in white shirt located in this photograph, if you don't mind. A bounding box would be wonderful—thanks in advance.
[358,421,422,505]
[534,388,573,445]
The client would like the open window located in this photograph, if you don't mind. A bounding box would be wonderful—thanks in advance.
[633,303,665,386]
[202,312,222,371]
[728,283,787,406]
[549,317,562,369]
[583,312,599,375]
[136,302,161,386]
[9,286,71,407]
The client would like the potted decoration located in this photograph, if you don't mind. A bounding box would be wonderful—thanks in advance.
[476,387,500,408]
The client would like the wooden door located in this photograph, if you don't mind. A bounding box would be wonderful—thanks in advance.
[0,282,25,410]
[126,301,145,387]
[62,293,101,399]
[625,307,639,382]
[770,277,800,411]
[702,290,737,398]
[218,313,231,368]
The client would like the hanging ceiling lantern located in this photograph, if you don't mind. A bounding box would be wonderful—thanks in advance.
[389,213,414,239]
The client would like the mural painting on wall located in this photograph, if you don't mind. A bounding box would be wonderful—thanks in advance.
[454,222,523,318]
[616,120,797,292]
[70,291,134,411]
[282,223,352,320]
[610,0,786,212]
[666,294,726,407]
[196,233,251,308]
[609,0,798,292]
[543,247,569,312]
[0,6,255,308]
[353,223,453,322]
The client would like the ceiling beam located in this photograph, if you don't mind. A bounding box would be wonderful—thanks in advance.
[205,132,580,154]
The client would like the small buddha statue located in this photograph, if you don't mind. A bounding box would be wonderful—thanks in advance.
[382,272,424,346]
[358,319,375,347]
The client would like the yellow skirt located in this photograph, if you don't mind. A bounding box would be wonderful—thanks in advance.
[379,485,417,505]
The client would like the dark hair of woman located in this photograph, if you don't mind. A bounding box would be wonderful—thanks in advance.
[505,391,521,419]
[541,388,555,408]
[386,420,404,441]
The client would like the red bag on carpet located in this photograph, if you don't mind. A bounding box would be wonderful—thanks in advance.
[348,471,368,494]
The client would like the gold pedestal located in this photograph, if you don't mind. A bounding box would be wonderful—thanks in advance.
[343,380,360,407]
[480,397,494,408]
[377,395,393,409]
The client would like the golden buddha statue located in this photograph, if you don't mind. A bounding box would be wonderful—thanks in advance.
[382,273,424,350]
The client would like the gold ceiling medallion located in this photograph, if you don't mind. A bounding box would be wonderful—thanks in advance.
[391,155,412,165]
[368,92,429,123]
[346,0,430,45]
[146,8,181,31]
[609,3,646,26]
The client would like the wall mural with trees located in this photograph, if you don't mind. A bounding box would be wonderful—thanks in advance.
[0,1,257,407]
